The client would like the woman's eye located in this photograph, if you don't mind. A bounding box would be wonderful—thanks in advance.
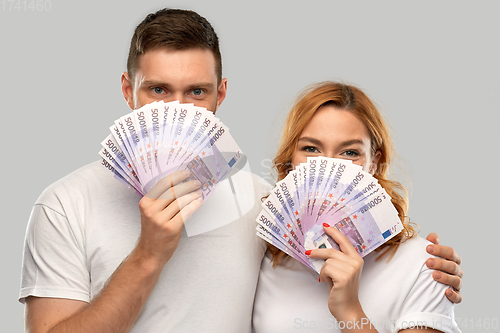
[342,150,359,157]
[152,87,165,94]
[302,146,319,153]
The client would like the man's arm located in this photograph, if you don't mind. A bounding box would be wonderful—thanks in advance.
[425,233,463,304]
[25,171,203,333]
[25,250,163,333]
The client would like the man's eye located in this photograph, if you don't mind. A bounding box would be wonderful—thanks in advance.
[152,87,165,94]
[191,89,204,96]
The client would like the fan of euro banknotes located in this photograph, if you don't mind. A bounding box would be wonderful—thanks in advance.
[256,157,403,273]
[99,100,246,198]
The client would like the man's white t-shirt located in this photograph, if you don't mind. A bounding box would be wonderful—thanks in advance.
[253,236,461,333]
[20,161,271,332]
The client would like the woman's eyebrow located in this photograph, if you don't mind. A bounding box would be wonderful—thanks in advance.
[297,137,322,145]
[338,139,365,148]
[298,138,364,147]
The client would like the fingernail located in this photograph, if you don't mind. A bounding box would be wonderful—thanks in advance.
[318,277,321,282]
[446,289,453,297]
[193,180,201,186]
[182,170,190,175]
[427,259,435,268]
[305,250,312,255]
[427,245,434,253]
[434,272,442,280]
[323,223,330,228]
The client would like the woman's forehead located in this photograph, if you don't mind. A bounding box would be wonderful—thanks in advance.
[301,106,371,142]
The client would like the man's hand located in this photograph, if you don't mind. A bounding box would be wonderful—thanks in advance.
[425,233,463,304]
[136,170,203,266]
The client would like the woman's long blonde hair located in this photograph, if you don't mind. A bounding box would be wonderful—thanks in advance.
[269,81,417,265]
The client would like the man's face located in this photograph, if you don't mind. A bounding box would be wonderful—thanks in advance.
[121,48,227,112]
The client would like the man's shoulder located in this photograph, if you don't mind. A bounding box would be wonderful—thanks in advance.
[35,160,136,206]
[230,168,272,196]
[41,160,107,188]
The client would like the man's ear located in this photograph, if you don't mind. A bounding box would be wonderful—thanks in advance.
[121,72,135,110]
[370,150,382,175]
[214,78,228,113]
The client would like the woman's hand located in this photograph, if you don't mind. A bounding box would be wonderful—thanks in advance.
[306,223,366,322]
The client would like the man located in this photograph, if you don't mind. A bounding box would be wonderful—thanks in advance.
[20,8,463,332]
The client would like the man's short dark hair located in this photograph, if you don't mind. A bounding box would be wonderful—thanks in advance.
[127,8,222,84]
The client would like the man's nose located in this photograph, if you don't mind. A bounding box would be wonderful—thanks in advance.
[163,92,185,104]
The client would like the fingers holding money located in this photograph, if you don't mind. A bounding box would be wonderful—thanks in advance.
[140,171,203,225]
[136,171,203,265]
[307,224,362,261]
[141,171,202,209]
[155,189,203,228]
[306,224,364,320]
[145,170,191,199]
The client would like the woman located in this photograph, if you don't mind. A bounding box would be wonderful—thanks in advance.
[253,82,461,332]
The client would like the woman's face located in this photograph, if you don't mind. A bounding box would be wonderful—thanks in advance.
[291,105,381,174]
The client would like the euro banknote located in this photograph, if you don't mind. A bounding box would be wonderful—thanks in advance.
[256,156,403,273]
[100,101,246,200]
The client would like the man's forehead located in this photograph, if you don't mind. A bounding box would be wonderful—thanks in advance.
[136,47,217,83]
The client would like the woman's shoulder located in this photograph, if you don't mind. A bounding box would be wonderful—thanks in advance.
[360,236,454,315]
[363,236,460,332]
[393,235,434,259]
[362,235,435,283]
[378,235,433,262]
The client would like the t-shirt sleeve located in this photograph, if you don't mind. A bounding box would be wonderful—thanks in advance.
[19,203,90,303]
[395,262,461,333]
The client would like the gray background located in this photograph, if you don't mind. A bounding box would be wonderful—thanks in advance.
[1,0,498,331]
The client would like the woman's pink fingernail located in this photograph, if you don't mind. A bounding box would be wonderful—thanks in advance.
[305,250,312,255]
[323,223,330,228]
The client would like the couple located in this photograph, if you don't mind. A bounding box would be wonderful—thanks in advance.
[20,8,462,332]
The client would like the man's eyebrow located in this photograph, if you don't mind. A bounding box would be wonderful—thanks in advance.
[140,80,171,88]
[140,80,215,90]
[186,82,215,91]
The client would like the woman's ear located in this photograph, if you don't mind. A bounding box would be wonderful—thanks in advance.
[369,150,382,175]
